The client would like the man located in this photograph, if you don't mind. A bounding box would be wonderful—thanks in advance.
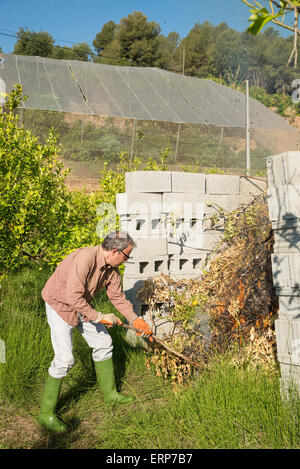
[38,231,152,433]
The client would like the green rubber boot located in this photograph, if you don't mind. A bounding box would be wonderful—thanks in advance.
[94,358,134,405]
[38,374,67,433]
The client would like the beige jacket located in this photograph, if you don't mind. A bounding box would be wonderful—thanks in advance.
[41,245,137,326]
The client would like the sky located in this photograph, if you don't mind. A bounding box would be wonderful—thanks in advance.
[0,0,294,53]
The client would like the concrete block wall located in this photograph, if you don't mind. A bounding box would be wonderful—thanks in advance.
[117,171,267,338]
[267,151,300,394]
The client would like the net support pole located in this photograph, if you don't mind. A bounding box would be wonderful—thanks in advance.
[174,122,181,162]
[130,119,136,160]
[246,80,251,176]
[0,76,6,114]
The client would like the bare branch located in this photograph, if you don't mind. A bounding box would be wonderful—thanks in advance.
[287,6,299,66]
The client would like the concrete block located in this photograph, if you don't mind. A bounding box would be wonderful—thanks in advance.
[228,194,256,213]
[285,185,300,220]
[185,217,204,234]
[273,226,300,253]
[124,255,169,278]
[120,214,167,238]
[267,151,300,189]
[168,252,207,275]
[163,193,233,218]
[278,295,300,321]
[131,237,168,257]
[170,272,203,281]
[275,318,300,366]
[279,309,300,322]
[171,172,206,193]
[239,177,267,196]
[122,276,176,339]
[143,310,178,339]
[116,192,161,216]
[272,219,300,231]
[267,186,287,222]
[122,276,146,312]
[125,171,172,193]
[267,153,284,188]
[266,152,300,188]
[288,254,300,287]
[180,218,204,235]
[162,193,202,217]
[267,185,300,222]
[271,253,291,287]
[276,286,300,297]
[138,307,211,341]
[167,232,223,254]
[202,216,225,232]
[273,253,300,288]
[267,170,300,220]
[282,151,300,187]
[206,174,240,195]
[164,216,204,239]
[279,362,300,395]
[198,194,231,217]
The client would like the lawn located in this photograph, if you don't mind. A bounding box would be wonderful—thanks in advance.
[0,263,299,449]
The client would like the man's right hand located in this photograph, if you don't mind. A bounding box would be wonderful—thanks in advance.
[94,312,123,327]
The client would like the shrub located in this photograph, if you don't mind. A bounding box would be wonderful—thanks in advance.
[0,86,71,280]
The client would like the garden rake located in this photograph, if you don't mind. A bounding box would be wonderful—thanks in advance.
[118,321,203,370]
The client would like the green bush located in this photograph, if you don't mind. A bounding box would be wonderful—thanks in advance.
[44,189,102,269]
[0,86,71,280]
[249,85,292,117]
[0,87,110,277]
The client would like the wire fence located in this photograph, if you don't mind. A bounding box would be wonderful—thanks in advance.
[14,108,300,175]
[1,54,300,176]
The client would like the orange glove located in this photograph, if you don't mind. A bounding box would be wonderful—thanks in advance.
[133,317,153,342]
[94,312,123,328]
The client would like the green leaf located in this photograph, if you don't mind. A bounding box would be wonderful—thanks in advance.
[247,7,284,35]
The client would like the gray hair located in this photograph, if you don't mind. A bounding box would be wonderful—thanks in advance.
[101,231,136,251]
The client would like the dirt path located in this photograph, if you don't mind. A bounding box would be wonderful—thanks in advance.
[0,403,41,449]
[65,178,101,193]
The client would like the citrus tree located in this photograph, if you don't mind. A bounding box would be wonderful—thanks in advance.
[0,86,71,280]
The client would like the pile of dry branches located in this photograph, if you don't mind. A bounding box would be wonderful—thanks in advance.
[137,193,279,386]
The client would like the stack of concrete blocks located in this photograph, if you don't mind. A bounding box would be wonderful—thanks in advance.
[267,151,300,395]
[116,171,267,340]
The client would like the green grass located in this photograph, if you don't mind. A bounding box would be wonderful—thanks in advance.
[0,263,299,449]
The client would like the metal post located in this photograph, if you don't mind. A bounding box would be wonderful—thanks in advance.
[218,127,224,168]
[174,122,181,162]
[130,119,136,160]
[0,56,6,114]
[0,76,6,114]
[246,80,251,176]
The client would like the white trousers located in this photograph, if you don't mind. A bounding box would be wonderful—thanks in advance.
[45,302,113,379]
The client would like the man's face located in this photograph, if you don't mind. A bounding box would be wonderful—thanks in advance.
[107,244,133,267]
